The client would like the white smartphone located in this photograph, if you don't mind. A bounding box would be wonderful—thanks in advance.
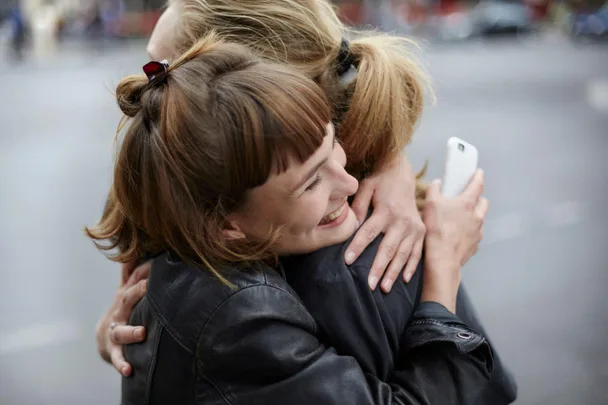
[441,137,478,197]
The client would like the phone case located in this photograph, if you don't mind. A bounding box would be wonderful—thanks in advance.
[441,137,479,197]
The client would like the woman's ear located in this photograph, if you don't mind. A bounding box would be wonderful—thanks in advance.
[222,217,246,241]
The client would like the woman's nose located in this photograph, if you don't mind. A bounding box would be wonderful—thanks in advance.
[329,163,359,198]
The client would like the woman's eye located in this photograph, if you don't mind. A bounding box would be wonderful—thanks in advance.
[305,174,322,192]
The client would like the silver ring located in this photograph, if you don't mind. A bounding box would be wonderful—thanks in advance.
[110,322,119,331]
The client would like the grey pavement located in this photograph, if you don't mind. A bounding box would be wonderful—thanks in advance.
[1,37,607,405]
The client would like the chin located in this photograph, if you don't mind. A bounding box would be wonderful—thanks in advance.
[276,209,359,256]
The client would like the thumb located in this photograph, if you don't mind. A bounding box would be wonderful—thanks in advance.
[426,179,442,199]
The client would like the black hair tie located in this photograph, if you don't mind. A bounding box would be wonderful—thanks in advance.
[336,39,355,77]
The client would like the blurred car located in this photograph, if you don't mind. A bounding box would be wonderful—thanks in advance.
[431,0,537,41]
[434,11,477,41]
[570,5,608,39]
[470,0,537,35]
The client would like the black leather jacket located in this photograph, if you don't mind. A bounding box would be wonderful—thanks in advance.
[123,250,498,405]
[283,236,517,404]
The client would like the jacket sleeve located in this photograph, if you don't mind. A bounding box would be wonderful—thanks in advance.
[196,284,493,405]
[395,301,495,404]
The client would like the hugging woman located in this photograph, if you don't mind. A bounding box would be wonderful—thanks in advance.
[87,33,516,405]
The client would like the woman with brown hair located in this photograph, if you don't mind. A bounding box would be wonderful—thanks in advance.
[98,0,432,365]
[87,35,495,404]
[92,1,516,402]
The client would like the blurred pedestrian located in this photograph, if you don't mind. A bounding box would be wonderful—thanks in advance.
[100,0,124,38]
[9,1,27,60]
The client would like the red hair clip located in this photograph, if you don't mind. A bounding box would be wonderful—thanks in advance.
[143,59,170,83]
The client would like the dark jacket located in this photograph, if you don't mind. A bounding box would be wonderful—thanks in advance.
[283,236,517,404]
[123,251,495,405]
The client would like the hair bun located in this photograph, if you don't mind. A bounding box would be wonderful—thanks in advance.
[116,75,148,118]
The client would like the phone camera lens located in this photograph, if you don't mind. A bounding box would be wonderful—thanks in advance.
[458,143,465,152]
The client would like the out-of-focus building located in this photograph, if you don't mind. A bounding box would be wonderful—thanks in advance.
[115,0,164,37]
[16,0,166,56]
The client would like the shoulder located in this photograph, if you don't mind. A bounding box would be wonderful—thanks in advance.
[146,253,307,355]
[283,234,383,289]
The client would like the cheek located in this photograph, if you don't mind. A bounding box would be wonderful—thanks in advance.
[237,194,287,237]
[285,197,326,233]
[250,197,319,236]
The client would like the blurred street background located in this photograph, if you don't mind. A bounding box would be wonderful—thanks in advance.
[1,1,607,404]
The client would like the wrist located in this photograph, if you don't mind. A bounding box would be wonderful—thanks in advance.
[421,263,461,314]
[421,288,457,314]
[398,154,416,184]
[425,260,461,278]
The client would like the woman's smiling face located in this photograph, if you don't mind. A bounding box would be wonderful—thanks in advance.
[147,8,359,256]
[227,123,359,255]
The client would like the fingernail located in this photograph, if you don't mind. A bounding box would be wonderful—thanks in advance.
[405,273,413,283]
[135,327,145,340]
[121,366,128,376]
[368,276,378,290]
[141,280,148,291]
[432,179,441,186]
[382,280,392,293]
[355,220,361,229]
[345,251,355,264]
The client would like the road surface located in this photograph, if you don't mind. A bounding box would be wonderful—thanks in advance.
[1,37,607,405]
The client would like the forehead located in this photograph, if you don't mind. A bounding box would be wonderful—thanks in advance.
[262,123,333,193]
[147,4,180,60]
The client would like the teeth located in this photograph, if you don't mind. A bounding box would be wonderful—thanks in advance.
[320,204,345,225]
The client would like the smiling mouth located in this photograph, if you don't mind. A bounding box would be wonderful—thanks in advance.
[319,202,347,226]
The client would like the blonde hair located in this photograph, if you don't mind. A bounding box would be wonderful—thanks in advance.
[86,35,331,284]
[169,0,429,203]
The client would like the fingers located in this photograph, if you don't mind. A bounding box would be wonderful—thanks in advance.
[372,226,409,292]
[111,324,146,345]
[350,180,374,223]
[476,197,489,219]
[461,197,488,266]
[380,238,413,293]
[108,323,146,377]
[110,344,132,377]
[462,169,484,203]
[426,179,442,200]
[120,260,139,286]
[402,239,423,283]
[124,261,151,289]
[115,279,148,321]
[345,215,384,266]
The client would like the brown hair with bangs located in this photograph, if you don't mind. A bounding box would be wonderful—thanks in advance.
[85,35,330,284]
[162,0,431,208]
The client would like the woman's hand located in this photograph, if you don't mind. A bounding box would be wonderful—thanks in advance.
[95,261,150,376]
[346,155,425,293]
[420,169,488,313]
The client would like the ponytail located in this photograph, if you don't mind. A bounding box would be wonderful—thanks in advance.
[337,34,430,211]
[340,34,429,178]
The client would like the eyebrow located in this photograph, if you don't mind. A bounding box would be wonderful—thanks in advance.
[291,126,335,193]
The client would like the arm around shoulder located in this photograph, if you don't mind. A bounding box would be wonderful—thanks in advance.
[196,284,494,405]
